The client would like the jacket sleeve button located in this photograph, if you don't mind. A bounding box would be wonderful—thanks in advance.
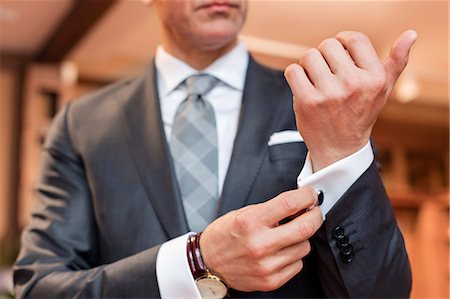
[340,243,353,255]
[341,251,354,263]
[336,235,349,248]
[332,226,345,239]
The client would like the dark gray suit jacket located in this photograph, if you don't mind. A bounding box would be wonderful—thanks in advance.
[14,57,411,298]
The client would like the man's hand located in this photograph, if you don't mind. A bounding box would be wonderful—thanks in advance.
[284,30,417,171]
[200,188,323,292]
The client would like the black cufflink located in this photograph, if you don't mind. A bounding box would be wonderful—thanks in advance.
[317,190,324,205]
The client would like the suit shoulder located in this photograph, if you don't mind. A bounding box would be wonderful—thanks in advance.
[63,74,146,131]
[70,76,140,111]
[58,73,146,149]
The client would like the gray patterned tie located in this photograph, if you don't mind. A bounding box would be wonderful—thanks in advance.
[170,74,219,232]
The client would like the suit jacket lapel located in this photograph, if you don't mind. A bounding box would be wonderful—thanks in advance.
[120,63,189,239]
[218,57,288,216]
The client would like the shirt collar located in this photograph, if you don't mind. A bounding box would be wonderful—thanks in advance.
[155,41,249,96]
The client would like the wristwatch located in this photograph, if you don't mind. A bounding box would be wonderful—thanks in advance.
[187,233,228,299]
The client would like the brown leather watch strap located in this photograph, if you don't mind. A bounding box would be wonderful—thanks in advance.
[187,233,207,279]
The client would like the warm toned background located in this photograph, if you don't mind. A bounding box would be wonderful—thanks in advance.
[0,0,448,297]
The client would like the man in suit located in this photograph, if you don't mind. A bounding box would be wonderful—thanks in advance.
[14,0,416,298]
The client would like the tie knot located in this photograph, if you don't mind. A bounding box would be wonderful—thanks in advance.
[185,74,218,97]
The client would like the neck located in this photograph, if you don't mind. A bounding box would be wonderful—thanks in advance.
[162,37,238,70]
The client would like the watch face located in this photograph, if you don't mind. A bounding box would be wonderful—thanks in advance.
[196,277,227,299]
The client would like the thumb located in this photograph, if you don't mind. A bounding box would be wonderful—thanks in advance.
[383,30,417,86]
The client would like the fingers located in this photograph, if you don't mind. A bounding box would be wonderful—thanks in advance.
[262,240,311,274]
[202,190,321,292]
[267,206,323,249]
[335,31,383,73]
[383,30,417,86]
[284,63,316,99]
[285,31,384,99]
[260,260,304,292]
[298,48,335,89]
[287,30,416,91]
[254,188,318,226]
[317,38,356,75]
[278,259,304,283]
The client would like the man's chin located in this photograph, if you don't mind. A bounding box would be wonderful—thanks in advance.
[196,33,238,52]
[199,20,242,40]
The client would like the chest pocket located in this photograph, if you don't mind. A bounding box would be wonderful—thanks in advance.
[268,141,308,182]
[268,142,307,162]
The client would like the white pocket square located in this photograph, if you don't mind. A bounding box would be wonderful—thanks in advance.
[268,130,304,146]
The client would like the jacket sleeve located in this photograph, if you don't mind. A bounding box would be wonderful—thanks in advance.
[311,162,412,298]
[13,104,162,298]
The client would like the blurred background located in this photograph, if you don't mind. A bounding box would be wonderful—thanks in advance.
[0,0,448,298]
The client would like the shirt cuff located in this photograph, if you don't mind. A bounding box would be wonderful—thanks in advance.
[297,141,374,220]
[156,232,201,299]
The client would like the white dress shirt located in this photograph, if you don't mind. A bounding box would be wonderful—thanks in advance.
[155,41,374,298]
